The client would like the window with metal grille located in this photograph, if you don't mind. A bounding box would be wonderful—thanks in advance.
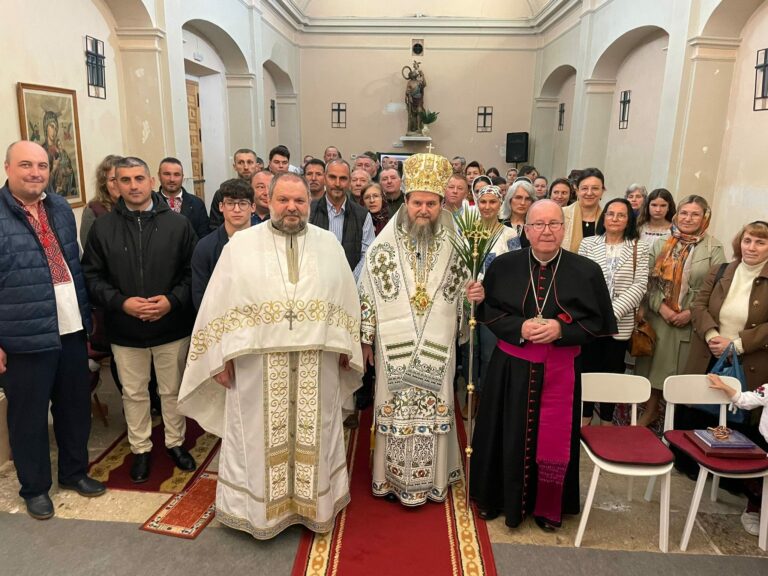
[85,36,106,99]
[558,103,565,131]
[755,49,768,111]
[477,106,493,133]
[332,102,346,128]
[619,90,631,129]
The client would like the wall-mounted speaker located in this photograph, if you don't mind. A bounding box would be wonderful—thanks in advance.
[505,132,529,164]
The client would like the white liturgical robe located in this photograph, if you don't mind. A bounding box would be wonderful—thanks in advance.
[178,222,363,540]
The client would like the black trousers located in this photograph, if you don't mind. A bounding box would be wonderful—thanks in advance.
[3,331,91,498]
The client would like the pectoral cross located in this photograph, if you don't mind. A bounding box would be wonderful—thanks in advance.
[285,307,297,330]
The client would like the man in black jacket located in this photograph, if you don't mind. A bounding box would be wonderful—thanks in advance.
[157,157,209,240]
[82,157,198,483]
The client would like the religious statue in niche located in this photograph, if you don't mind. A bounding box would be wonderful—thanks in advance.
[402,60,427,135]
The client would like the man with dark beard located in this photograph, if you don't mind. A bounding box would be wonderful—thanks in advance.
[358,151,484,506]
[178,172,363,540]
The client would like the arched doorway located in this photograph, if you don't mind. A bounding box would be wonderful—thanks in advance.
[263,60,299,161]
[532,65,577,179]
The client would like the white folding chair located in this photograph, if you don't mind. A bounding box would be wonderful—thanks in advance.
[576,373,674,552]
[662,374,768,551]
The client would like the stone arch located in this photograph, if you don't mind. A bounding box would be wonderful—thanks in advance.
[263,59,299,158]
[540,64,577,98]
[701,0,765,38]
[101,0,153,27]
[590,25,668,80]
[183,19,250,75]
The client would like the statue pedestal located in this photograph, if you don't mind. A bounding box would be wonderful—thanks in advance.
[400,135,432,144]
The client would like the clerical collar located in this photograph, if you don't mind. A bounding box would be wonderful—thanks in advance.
[531,248,561,265]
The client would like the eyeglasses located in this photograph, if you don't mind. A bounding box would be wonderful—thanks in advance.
[222,200,252,210]
[525,221,564,232]
[604,212,628,220]
[363,194,382,202]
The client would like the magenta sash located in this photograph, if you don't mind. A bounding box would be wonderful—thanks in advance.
[496,339,579,524]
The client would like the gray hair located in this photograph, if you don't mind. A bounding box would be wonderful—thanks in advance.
[508,179,537,204]
[326,158,351,174]
[268,171,310,200]
[625,183,647,198]
[452,156,466,166]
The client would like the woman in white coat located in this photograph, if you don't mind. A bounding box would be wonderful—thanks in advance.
[578,198,650,425]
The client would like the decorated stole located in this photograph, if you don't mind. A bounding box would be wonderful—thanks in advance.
[366,222,467,395]
[263,350,322,521]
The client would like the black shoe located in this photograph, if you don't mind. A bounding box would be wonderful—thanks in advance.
[477,508,499,521]
[167,446,197,471]
[25,494,54,520]
[130,452,152,483]
[533,516,558,532]
[58,476,106,497]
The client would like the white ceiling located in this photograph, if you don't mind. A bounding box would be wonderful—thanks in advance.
[294,0,553,20]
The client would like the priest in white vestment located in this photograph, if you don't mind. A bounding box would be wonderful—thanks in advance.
[358,152,484,506]
[178,173,363,539]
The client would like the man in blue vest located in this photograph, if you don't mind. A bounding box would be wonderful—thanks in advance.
[0,140,106,520]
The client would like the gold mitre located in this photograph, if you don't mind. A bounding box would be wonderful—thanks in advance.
[403,152,452,198]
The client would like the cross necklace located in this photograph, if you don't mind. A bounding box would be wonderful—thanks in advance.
[271,229,307,330]
[527,250,562,324]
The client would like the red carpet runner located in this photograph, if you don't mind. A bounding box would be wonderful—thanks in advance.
[89,418,220,494]
[291,408,497,576]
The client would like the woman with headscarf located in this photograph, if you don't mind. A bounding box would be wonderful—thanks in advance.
[460,184,520,418]
[635,195,726,427]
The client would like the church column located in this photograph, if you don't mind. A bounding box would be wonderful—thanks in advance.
[571,79,615,169]
[114,27,175,160]
[226,74,259,154]
[530,97,559,175]
[665,37,741,204]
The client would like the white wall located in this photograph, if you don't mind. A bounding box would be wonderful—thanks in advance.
[0,0,125,231]
[602,32,668,198]
[710,1,768,253]
[551,72,576,179]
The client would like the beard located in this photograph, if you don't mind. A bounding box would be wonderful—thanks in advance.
[271,212,308,234]
[399,208,439,244]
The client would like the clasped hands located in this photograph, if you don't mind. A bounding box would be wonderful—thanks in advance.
[122,295,172,322]
[659,302,691,328]
[521,318,562,344]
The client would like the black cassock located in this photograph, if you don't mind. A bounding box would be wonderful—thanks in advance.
[470,247,616,527]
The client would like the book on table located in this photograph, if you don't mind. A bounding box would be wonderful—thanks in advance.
[694,429,756,448]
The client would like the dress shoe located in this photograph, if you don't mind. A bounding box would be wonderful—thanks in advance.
[58,476,106,497]
[25,494,54,520]
[533,516,558,532]
[167,446,197,471]
[130,452,152,483]
[477,508,499,521]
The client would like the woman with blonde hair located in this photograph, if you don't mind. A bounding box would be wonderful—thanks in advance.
[79,154,122,248]
[635,195,726,427]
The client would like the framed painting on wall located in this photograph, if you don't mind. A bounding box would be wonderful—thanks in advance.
[16,83,87,207]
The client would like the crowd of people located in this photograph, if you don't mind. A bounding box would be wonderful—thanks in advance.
[1,139,766,542]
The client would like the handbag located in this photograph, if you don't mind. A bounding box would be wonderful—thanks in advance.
[694,343,748,424]
[628,241,656,357]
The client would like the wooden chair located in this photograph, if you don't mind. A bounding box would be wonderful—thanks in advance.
[662,374,768,551]
[576,373,674,551]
